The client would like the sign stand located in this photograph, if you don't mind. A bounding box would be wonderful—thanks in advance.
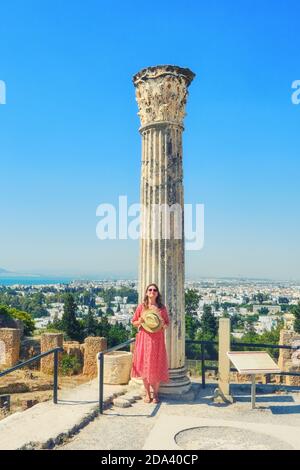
[227,351,281,409]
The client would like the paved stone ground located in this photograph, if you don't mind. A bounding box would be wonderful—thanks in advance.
[57,380,300,450]
[57,399,160,450]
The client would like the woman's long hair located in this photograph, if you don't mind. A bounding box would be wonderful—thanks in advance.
[142,283,164,309]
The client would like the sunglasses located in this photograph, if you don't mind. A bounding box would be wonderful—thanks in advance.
[148,288,158,292]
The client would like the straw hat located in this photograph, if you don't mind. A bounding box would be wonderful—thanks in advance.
[141,308,163,333]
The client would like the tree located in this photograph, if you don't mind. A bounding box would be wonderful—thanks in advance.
[97,308,105,317]
[291,303,300,333]
[83,308,98,337]
[201,304,217,339]
[107,323,128,347]
[185,289,201,358]
[254,293,266,304]
[96,316,110,339]
[258,307,269,316]
[61,294,83,341]
[186,314,201,340]
[0,305,35,335]
[230,313,242,330]
[102,288,116,304]
[185,289,201,316]
[106,306,114,316]
[242,323,259,342]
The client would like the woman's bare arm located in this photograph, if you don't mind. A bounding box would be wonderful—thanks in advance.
[132,317,144,328]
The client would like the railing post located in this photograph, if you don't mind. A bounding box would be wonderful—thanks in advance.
[201,342,206,389]
[99,352,104,414]
[53,349,58,404]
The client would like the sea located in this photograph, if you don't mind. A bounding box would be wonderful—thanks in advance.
[0,277,74,286]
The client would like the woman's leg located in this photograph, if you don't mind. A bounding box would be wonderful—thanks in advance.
[151,382,160,402]
[143,379,152,402]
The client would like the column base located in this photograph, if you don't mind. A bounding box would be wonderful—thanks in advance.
[128,377,144,390]
[158,366,192,397]
[128,367,194,400]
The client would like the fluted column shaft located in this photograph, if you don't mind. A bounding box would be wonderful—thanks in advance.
[139,123,185,369]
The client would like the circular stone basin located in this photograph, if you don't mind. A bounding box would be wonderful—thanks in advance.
[175,426,292,450]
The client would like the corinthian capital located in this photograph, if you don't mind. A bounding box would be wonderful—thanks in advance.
[133,65,195,128]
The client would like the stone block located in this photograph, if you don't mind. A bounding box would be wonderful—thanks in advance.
[121,395,136,403]
[125,393,142,400]
[40,333,63,375]
[0,328,21,367]
[113,397,131,408]
[83,336,107,378]
[100,350,133,385]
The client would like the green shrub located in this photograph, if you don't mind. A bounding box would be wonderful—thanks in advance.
[9,308,35,335]
[60,353,81,376]
[0,305,35,336]
[36,327,64,335]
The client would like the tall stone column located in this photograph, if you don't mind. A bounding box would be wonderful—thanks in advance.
[133,65,195,396]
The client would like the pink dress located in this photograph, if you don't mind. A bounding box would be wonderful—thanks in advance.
[131,303,170,384]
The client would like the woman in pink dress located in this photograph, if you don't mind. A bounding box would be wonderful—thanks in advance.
[131,283,170,404]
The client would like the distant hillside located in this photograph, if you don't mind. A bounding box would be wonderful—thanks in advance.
[0,268,40,279]
[0,268,20,276]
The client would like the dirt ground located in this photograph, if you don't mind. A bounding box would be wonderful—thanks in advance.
[0,369,93,421]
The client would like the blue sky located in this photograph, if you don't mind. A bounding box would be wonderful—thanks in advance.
[0,0,299,280]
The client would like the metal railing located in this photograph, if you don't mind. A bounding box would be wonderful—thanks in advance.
[98,338,135,414]
[186,339,300,388]
[0,347,64,403]
[95,336,300,412]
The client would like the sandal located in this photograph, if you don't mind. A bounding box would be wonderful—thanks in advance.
[153,396,160,404]
[143,395,152,403]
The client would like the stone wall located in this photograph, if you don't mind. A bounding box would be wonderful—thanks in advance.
[278,329,300,386]
[0,328,112,379]
[0,328,20,367]
[17,333,108,377]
